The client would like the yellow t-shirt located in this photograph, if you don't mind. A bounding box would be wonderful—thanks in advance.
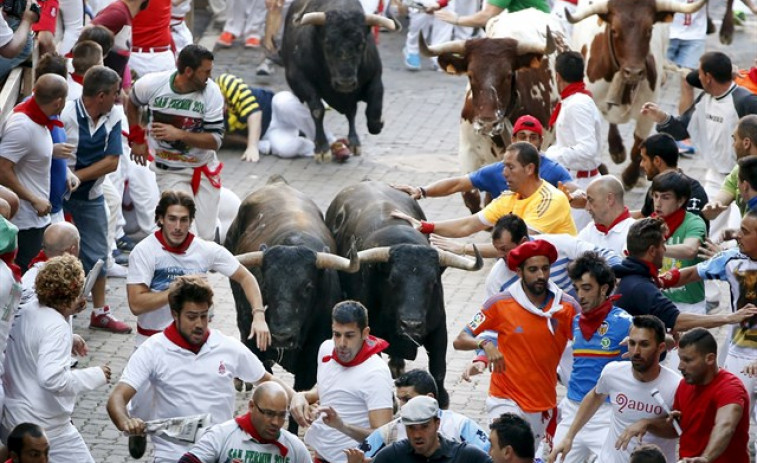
[478,180,577,235]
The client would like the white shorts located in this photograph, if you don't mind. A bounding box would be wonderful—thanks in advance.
[553,397,611,463]
[485,396,553,452]
[129,49,176,78]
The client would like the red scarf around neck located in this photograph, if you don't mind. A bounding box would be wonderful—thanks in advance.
[651,207,686,239]
[163,322,208,354]
[578,295,621,341]
[13,97,63,131]
[595,207,631,234]
[69,72,84,85]
[154,229,195,254]
[321,335,389,367]
[29,250,49,267]
[235,413,289,457]
[549,82,593,128]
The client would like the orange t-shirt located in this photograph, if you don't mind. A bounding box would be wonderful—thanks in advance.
[466,291,576,412]
[735,69,757,95]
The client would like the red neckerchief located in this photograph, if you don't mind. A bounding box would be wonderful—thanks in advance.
[13,97,64,132]
[29,250,49,267]
[163,322,208,354]
[69,72,84,85]
[154,229,195,254]
[549,82,593,128]
[321,335,389,367]
[235,413,289,457]
[651,208,686,239]
[0,251,20,282]
[749,67,757,84]
[595,207,631,234]
[578,295,620,341]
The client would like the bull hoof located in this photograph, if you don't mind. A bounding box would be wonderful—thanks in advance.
[462,190,482,214]
[598,163,609,175]
[233,377,244,392]
[315,151,332,163]
[621,164,641,190]
[720,28,733,45]
[610,149,626,164]
[352,144,361,157]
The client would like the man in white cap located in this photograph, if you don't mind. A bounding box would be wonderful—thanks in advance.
[369,396,491,463]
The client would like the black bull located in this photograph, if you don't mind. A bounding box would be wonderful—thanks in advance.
[326,182,482,408]
[224,181,359,420]
[281,0,396,159]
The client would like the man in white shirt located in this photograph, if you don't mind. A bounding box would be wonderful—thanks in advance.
[0,74,67,272]
[545,51,603,232]
[578,176,635,255]
[107,275,292,463]
[178,382,311,463]
[549,315,681,463]
[290,301,394,463]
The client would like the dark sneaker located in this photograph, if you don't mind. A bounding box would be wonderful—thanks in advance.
[116,236,136,253]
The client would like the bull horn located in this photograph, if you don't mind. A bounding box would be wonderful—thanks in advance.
[655,0,705,13]
[566,0,609,23]
[419,33,466,57]
[358,247,392,264]
[299,12,326,26]
[236,251,264,268]
[516,26,556,56]
[364,13,396,31]
[437,245,483,271]
[315,252,360,273]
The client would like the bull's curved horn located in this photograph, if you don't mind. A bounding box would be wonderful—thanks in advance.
[655,0,705,13]
[358,247,392,264]
[437,245,483,271]
[299,12,326,26]
[315,252,360,273]
[364,13,396,31]
[236,251,264,267]
[516,26,556,56]
[419,33,466,57]
[566,0,609,23]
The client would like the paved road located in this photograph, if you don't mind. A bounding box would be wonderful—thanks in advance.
[71,7,757,461]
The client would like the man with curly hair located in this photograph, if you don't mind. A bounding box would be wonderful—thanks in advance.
[1,255,112,462]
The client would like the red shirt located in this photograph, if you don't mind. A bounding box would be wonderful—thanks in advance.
[131,0,171,48]
[92,0,132,81]
[673,369,750,463]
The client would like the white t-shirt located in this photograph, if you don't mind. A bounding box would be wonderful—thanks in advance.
[594,361,680,463]
[2,300,107,431]
[545,93,603,172]
[127,233,240,333]
[304,340,394,463]
[119,328,266,462]
[66,76,83,102]
[0,111,53,230]
[187,418,312,463]
[669,0,707,41]
[129,70,224,168]
[0,16,13,48]
[0,260,20,410]
[577,217,635,256]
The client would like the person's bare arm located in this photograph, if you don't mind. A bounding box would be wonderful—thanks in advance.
[126,284,169,316]
[74,156,119,183]
[0,158,50,215]
[434,2,501,27]
[256,371,295,401]
[391,210,487,238]
[675,305,757,331]
[229,265,270,351]
[630,210,645,219]
[393,175,475,200]
[107,383,145,435]
[702,191,735,221]
[665,237,701,260]
[290,385,320,427]
[242,111,263,163]
[0,3,39,58]
[429,235,498,257]
[693,404,744,462]
[319,407,393,442]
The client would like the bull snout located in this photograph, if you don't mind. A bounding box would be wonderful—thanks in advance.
[271,331,299,350]
[472,117,506,137]
[400,319,425,338]
[331,77,358,93]
[621,66,645,84]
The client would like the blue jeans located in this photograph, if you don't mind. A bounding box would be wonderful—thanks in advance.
[667,38,706,70]
[63,196,108,277]
[0,17,32,82]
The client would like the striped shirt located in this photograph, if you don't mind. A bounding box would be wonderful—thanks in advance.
[216,73,273,134]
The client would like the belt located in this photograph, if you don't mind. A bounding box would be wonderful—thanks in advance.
[575,168,599,178]
[154,161,188,171]
[170,15,185,20]
[137,325,162,337]
[132,45,172,53]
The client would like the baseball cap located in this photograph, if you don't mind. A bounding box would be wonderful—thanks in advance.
[400,396,439,425]
[512,115,543,136]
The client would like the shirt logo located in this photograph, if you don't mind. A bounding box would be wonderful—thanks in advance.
[514,326,524,333]
[218,360,227,375]
[469,311,486,330]
[616,393,664,415]
[600,337,611,349]
[598,321,609,336]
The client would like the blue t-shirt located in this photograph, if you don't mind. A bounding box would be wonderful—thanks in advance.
[468,155,572,198]
[567,306,632,402]
[49,122,67,214]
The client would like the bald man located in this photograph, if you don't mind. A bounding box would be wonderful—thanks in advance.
[577,176,635,255]
[0,74,68,273]
[20,222,80,307]
[179,382,311,463]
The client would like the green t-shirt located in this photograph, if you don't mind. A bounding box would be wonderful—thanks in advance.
[662,212,706,304]
[486,0,550,13]
[722,165,747,215]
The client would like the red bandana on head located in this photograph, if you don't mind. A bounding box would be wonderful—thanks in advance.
[235,413,289,457]
[595,207,631,234]
[651,208,686,239]
[322,335,389,367]
[548,82,593,128]
[13,97,64,132]
[154,229,195,254]
[578,295,621,340]
[163,322,208,354]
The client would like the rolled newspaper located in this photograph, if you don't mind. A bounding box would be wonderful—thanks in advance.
[122,414,212,444]
[650,388,682,436]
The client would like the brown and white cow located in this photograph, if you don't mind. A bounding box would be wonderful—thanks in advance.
[568,0,705,188]
[420,9,569,213]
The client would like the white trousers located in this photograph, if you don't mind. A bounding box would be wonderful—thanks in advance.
[723,353,757,420]
[129,50,176,78]
[122,159,160,237]
[151,162,221,240]
[57,0,84,55]
[705,168,740,240]
[553,398,611,463]
[263,91,334,158]
[223,0,266,38]
[405,10,454,56]
[171,20,194,53]
[485,396,553,452]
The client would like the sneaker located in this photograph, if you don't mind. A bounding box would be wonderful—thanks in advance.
[107,263,128,278]
[128,435,147,459]
[256,58,275,76]
[112,249,129,266]
[217,31,235,47]
[676,139,696,157]
[90,308,132,334]
[404,49,421,71]
[116,235,136,252]
[245,36,261,48]
[330,138,352,163]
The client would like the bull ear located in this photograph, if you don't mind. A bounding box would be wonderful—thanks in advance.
[259,243,268,252]
[655,12,674,22]
[514,53,544,70]
[437,54,468,75]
